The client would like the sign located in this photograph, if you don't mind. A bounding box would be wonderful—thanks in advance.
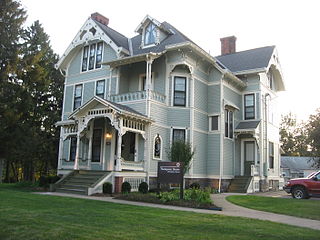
[157,162,184,184]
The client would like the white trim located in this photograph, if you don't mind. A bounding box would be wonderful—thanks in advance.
[223,81,242,95]
[208,115,220,132]
[65,75,116,87]
[243,92,257,121]
[170,127,188,145]
[139,72,154,91]
[94,79,106,99]
[171,75,189,107]
[152,133,163,160]
[79,41,104,74]
[72,84,84,111]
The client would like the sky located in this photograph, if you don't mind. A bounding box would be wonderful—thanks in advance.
[20,0,320,121]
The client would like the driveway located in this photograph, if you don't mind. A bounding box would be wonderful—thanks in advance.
[250,190,320,200]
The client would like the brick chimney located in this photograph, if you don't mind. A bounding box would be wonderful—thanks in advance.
[220,36,237,55]
[91,12,109,26]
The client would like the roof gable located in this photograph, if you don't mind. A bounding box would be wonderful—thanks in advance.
[56,17,129,70]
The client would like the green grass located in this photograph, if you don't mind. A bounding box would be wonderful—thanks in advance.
[227,195,320,220]
[0,184,319,240]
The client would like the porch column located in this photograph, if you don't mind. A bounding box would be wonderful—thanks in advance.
[57,135,64,170]
[73,133,80,170]
[116,132,122,171]
[87,126,93,168]
[145,58,153,117]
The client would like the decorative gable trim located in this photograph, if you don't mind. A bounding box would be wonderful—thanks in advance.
[135,15,162,34]
[56,18,128,70]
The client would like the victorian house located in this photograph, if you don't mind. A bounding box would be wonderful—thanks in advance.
[54,13,285,194]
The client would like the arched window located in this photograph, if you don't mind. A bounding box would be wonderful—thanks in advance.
[144,23,156,46]
[153,134,162,159]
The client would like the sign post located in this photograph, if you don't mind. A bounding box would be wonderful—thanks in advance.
[157,162,184,199]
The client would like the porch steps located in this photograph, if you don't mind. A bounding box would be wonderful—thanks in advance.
[55,170,110,195]
[228,176,252,193]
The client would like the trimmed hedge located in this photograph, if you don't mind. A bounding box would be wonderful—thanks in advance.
[121,181,131,194]
[103,182,113,194]
[138,182,148,194]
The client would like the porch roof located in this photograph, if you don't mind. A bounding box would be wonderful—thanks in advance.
[68,96,152,122]
[235,120,261,132]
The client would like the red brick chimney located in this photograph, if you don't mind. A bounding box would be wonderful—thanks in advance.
[91,12,109,26]
[220,36,237,55]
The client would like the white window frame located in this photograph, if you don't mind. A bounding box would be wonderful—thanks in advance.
[209,115,220,132]
[152,134,163,160]
[95,79,106,99]
[91,127,103,164]
[224,109,234,139]
[244,93,256,120]
[69,136,77,162]
[139,73,154,91]
[170,127,187,145]
[73,84,83,111]
[81,41,104,73]
[171,75,189,107]
[142,22,159,48]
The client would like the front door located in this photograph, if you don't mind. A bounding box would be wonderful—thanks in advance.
[244,141,255,176]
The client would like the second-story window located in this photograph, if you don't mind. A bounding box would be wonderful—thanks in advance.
[82,42,103,72]
[225,109,233,139]
[210,116,219,131]
[96,80,105,98]
[74,84,83,110]
[173,76,186,107]
[269,142,274,169]
[244,94,255,120]
[144,23,156,46]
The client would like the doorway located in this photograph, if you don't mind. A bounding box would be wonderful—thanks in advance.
[244,141,255,176]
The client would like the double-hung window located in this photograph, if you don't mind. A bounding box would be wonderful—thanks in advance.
[210,116,219,131]
[225,109,233,139]
[269,142,274,169]
[172,129,186,143]
[82,42,103,72]
[74,84,83,110]
[144,23,157,46]
[69,137,77,162]
[173,76,186,106]
[244,94,255,120]
[96,80,105,98]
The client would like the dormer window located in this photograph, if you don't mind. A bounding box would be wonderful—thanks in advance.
[267,70,274,90]
[82,42,103,72]
[144,23,157,46]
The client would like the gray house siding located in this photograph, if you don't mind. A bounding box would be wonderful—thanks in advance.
[192,131,207,175]
[63,86,74,120]
[208,85,221,113]
[83,81,95,103]
[167,108,190,127]
[150,103,168,126]
[207,134,220,175]
[194,79,208,113]
[223,139,234,176]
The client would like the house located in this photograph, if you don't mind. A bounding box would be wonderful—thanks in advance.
[281,156,318,182]
[54,13,285,195]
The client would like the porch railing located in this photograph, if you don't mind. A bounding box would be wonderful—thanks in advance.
[110,90,166,104]
[121,159,144,171]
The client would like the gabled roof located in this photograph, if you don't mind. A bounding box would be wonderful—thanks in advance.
[215,46,275,73]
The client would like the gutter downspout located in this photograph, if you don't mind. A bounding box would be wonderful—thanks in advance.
[218,74,225,193]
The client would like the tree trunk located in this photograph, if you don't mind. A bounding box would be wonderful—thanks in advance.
[0,158,4,183]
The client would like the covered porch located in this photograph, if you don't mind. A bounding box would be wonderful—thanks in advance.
[56,97,152,173]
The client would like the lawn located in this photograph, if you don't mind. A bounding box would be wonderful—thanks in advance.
[0,184,319,240]
[227,195,320,220]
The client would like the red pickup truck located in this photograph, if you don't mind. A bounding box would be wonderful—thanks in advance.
[283,170,320,199]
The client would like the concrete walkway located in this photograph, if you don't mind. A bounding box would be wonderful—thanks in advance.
[37,192,320,231]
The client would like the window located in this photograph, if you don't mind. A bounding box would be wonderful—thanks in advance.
[210,116,219,131]
[69,137,77,162]
[81,42,103,72]
[95,42,103,68]
[73,84,83,110]
[144,23,156,46]
[91,129,102,162]
[267,71,273,90]
[173,76,186,106]
[96,80,105,98]
[153,134,162,159]
[225,109,233,139]
[269,142,274,169]
[172,129,185,142]
[244,94,255,120]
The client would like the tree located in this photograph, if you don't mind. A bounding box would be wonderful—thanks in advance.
[280,113,309,156]
[305,109,320,168]
[167,141,195,199]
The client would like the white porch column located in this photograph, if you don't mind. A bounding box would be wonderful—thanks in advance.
[87,123,93,169]
[57,129,64,170]
[116,132,122,171]
[73,133,80,170]
[107,67,113,100]
[145,58,153,117]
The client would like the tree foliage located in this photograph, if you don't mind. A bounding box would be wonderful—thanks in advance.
[0,1,64,182]
[305,109,320,168]
[167,141,195,174]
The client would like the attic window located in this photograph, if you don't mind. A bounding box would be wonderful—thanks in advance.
[82,42,103,72]
[89,27,97,36]
[144,23,157,46]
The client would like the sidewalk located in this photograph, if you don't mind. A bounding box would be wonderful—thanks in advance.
[37,192,320,231]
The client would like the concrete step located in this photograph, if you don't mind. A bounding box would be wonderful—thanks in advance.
[56,188,87,195]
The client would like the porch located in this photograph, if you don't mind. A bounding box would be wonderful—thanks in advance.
[57,97,152,173]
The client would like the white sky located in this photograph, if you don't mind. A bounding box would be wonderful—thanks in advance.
[20,0,320,121]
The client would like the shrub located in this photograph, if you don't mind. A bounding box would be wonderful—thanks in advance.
[121,181,131,194]
[39,175,61,188]
[138,182,148,194]
[103,182,113,194]
[189,182,201,189]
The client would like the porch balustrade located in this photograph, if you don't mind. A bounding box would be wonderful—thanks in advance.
[110,90,166,104]
[251,164,260,176]
[121,158,144,171]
